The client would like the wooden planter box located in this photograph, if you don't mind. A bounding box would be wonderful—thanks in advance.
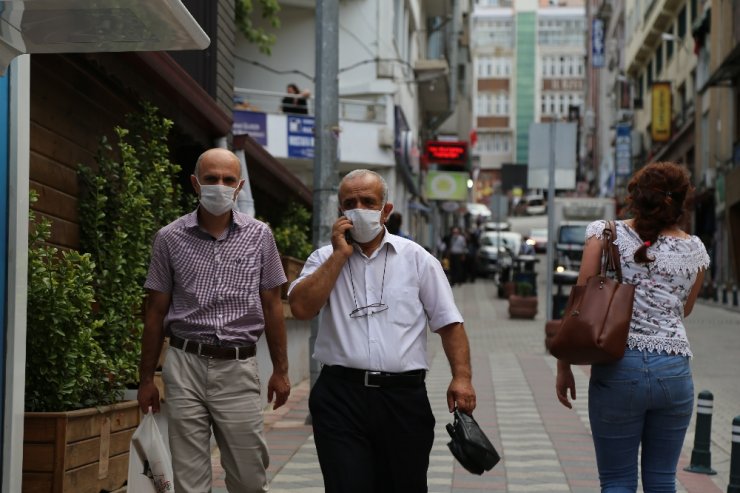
[508,295,538,319]
[23,400,140,493]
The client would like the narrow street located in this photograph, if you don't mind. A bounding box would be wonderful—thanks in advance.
[213,215,740,492]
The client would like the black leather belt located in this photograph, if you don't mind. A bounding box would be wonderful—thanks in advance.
[322,365,426,388]
[169,334,256,360]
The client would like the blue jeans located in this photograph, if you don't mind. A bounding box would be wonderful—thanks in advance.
[589,348,694,493]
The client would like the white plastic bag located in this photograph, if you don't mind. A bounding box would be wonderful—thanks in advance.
[127,410,175,493]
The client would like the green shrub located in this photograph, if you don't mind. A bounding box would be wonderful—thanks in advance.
[267,202,313,261]
[78,103,184,391]
[515,281,535,297]
[25,193,113,411]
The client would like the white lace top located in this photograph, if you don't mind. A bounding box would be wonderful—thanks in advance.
[585,220,710,357]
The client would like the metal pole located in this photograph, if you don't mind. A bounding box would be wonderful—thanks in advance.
[684,390,717,475]
[545,122,556,320]
[729,415,740,493]
[308,0,340,399]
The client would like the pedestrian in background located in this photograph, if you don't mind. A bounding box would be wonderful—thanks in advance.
[288,169,476,493]
[447,226,467,286]
[386,211,412,240]
[556,161,710,492]
[137,148,291,493]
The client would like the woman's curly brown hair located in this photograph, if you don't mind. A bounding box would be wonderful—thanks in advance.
[626,162,693,263]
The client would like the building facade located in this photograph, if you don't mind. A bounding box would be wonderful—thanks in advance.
[472,0,586,203]
[232,0,473,249]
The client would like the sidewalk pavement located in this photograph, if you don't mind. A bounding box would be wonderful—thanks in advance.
[212,278,740,492]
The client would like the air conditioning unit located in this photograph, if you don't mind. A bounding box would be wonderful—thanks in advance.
[378,126,394,148]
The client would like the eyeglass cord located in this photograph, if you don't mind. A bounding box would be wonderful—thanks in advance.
[348,243,389,312]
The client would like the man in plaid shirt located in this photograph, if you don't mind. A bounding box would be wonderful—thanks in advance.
[137,148,290,493]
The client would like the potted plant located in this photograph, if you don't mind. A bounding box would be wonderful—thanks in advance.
[264,201,313,298]
[508,281,538,319]
[23,104,185,493]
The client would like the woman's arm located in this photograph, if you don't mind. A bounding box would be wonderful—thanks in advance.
[576,235,604,285]
[556,232,603,409]
[683,269,705,318]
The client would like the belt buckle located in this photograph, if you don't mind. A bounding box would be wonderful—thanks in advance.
[364,371,381,388]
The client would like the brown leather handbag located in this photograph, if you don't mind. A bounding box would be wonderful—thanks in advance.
[547,221,635,365]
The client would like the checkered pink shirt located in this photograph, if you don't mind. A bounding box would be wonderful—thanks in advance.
[145,209,287,345]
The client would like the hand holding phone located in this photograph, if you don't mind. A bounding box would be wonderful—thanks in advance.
[338,209,352,244]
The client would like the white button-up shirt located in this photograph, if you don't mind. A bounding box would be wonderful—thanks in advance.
[289,232,463,372]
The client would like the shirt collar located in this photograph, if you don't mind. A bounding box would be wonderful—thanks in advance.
[185,208,248,230]
[354,229,400,259]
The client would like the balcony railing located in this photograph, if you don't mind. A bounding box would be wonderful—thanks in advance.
[233,88,386,124]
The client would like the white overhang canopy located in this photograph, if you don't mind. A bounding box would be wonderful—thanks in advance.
[0,0,210,75]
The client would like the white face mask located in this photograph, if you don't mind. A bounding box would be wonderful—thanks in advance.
[344,208,384,243]
[198,180,238,216]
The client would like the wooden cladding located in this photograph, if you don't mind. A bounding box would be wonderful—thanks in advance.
[541,78,584,91]
[477,79,510,92]
[477,116,510,128]
[31,55,136,249]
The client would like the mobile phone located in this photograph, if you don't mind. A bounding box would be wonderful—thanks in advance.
[338,209,352,243]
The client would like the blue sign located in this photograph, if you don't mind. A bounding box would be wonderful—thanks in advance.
[287,115,315,159]
[615,123,632,177]
[233,110,267,145]
[592,18,605,68]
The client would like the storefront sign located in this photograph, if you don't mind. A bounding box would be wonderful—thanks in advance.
[615,123,632,177]
[592,18,605,68]
[233,110,267,145]
[287,115,315,159]
[425,170,469,201]
[651,82,672,142]
[425,140,467,166]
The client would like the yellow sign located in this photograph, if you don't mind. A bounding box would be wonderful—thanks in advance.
[651,82,672,142]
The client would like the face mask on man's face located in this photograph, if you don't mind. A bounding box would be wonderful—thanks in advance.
[344,207,384,243]
[197,179,238,216]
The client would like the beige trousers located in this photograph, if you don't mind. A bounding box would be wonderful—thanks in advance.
[162,347,268,493]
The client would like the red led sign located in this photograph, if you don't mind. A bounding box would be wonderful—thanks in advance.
[425,140,467,165]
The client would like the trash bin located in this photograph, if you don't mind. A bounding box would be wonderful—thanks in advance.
[513,271,537,295]
[552,270,578,319]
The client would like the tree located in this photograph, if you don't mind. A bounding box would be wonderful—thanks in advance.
[235,0,281,54]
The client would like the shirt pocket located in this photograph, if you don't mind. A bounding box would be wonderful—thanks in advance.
[223,254,260,293]
[384,286,422,327]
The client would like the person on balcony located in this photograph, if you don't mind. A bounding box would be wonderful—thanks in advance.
[281,83,310,115]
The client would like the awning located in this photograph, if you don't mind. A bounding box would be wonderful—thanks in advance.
[698,43,740,94]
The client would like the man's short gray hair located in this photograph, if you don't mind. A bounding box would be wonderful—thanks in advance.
[340,169,388,203]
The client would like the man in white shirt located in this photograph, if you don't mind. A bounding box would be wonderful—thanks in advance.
[288,169,476,493]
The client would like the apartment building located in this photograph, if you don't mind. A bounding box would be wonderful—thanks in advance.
[472,0,586,203]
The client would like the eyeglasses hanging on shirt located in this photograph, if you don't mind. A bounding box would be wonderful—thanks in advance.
[348,244,390,318]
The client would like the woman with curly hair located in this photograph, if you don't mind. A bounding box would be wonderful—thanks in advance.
[555,162,710,492]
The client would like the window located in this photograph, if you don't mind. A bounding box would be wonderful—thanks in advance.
[656,45,663,75]
[678,7,687,38]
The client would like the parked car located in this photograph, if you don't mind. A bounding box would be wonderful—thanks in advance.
[528,227,548,253]
[475,231,515,278]
[482,219,512,232]
[524,194,546,215]
[466,202,492,221]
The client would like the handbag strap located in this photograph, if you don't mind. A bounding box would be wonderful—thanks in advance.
[601,220,623,282]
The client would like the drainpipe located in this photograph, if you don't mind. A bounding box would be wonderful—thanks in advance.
[214,137,255,217]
